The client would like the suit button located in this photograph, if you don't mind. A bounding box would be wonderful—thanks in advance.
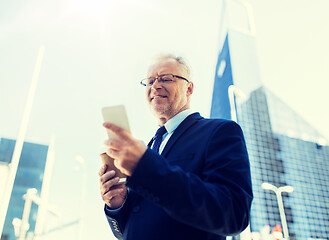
[132,206,140,213]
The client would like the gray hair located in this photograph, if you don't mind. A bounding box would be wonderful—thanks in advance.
[151,54,191,80]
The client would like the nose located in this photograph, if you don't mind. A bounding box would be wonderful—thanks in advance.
[151,77,162,90]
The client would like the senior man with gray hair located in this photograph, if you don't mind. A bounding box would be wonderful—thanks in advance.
[99,54,253,240]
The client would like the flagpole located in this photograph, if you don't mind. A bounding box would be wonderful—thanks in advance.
[0,45,45,237]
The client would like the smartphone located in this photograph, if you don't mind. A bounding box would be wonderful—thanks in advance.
[102,105,131,139]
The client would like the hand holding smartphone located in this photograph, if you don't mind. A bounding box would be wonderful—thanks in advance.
[101,105,131,183]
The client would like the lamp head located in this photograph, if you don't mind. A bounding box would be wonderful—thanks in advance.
[261,182,276,191]
[280,186,294,193]
[75,155,85,164]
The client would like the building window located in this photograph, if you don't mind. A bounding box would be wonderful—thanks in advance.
[217,60,226,77]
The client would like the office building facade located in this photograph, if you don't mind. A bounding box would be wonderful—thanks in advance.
[210,31,329,239]
[0,138,48,240]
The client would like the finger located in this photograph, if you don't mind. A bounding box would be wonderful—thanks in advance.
[103,122,130,139]
[101,177,120,195]
[113,158,125,173]
[102,188,124,202]
[99,170,116,185]
[98,164,108,177]
[101,178,125,195]
[106,148,120,159]
[103,139,121,150]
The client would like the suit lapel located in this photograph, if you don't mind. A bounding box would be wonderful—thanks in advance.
[161,112,202,157]
[147,138,154,148]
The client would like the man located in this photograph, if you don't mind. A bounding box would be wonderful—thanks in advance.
[99,55,253,240]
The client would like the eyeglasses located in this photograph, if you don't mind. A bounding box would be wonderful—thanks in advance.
[140,74,189,87]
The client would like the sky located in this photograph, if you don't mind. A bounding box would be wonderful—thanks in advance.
[0,0,329,239]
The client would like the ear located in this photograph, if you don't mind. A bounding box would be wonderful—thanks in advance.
[186,82,194,97]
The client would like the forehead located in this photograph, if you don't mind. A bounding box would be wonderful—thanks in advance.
[147,59,182,77]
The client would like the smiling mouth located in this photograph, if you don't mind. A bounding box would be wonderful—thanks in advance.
[151,96,167,101]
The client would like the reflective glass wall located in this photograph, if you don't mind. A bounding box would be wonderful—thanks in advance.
[211,32,329,239]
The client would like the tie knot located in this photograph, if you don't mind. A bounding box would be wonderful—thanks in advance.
[155,126,167,137]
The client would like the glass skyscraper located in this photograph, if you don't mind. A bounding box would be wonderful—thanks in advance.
[0,138,49,240]
[210,31,329,239]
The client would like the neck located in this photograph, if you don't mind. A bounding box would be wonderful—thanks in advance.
[157,117,169,126]
[156,106,190,126]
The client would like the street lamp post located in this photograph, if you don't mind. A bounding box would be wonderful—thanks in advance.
[261,182,294,240]
[75,156,87,240]
[18,189,37,240]
[228,85,247,123]
[13,188,60,240]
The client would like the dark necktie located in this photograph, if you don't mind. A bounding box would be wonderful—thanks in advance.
[152,126,167,153]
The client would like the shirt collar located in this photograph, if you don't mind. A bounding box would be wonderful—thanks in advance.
[164,109,194,135]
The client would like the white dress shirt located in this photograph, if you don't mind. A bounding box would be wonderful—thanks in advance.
[154,109,194,154]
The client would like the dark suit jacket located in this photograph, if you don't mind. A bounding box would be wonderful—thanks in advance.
[105,112,253,240]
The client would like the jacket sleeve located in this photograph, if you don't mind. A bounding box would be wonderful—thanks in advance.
[125,120,253,236]
[104,189,139,239]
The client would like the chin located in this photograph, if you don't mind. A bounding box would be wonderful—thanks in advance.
[151,104,169,116]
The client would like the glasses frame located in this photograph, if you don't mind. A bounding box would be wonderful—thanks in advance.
[140,74,189,87]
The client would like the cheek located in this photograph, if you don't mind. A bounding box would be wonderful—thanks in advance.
[175,88,186,100]
[146,88,151,100]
